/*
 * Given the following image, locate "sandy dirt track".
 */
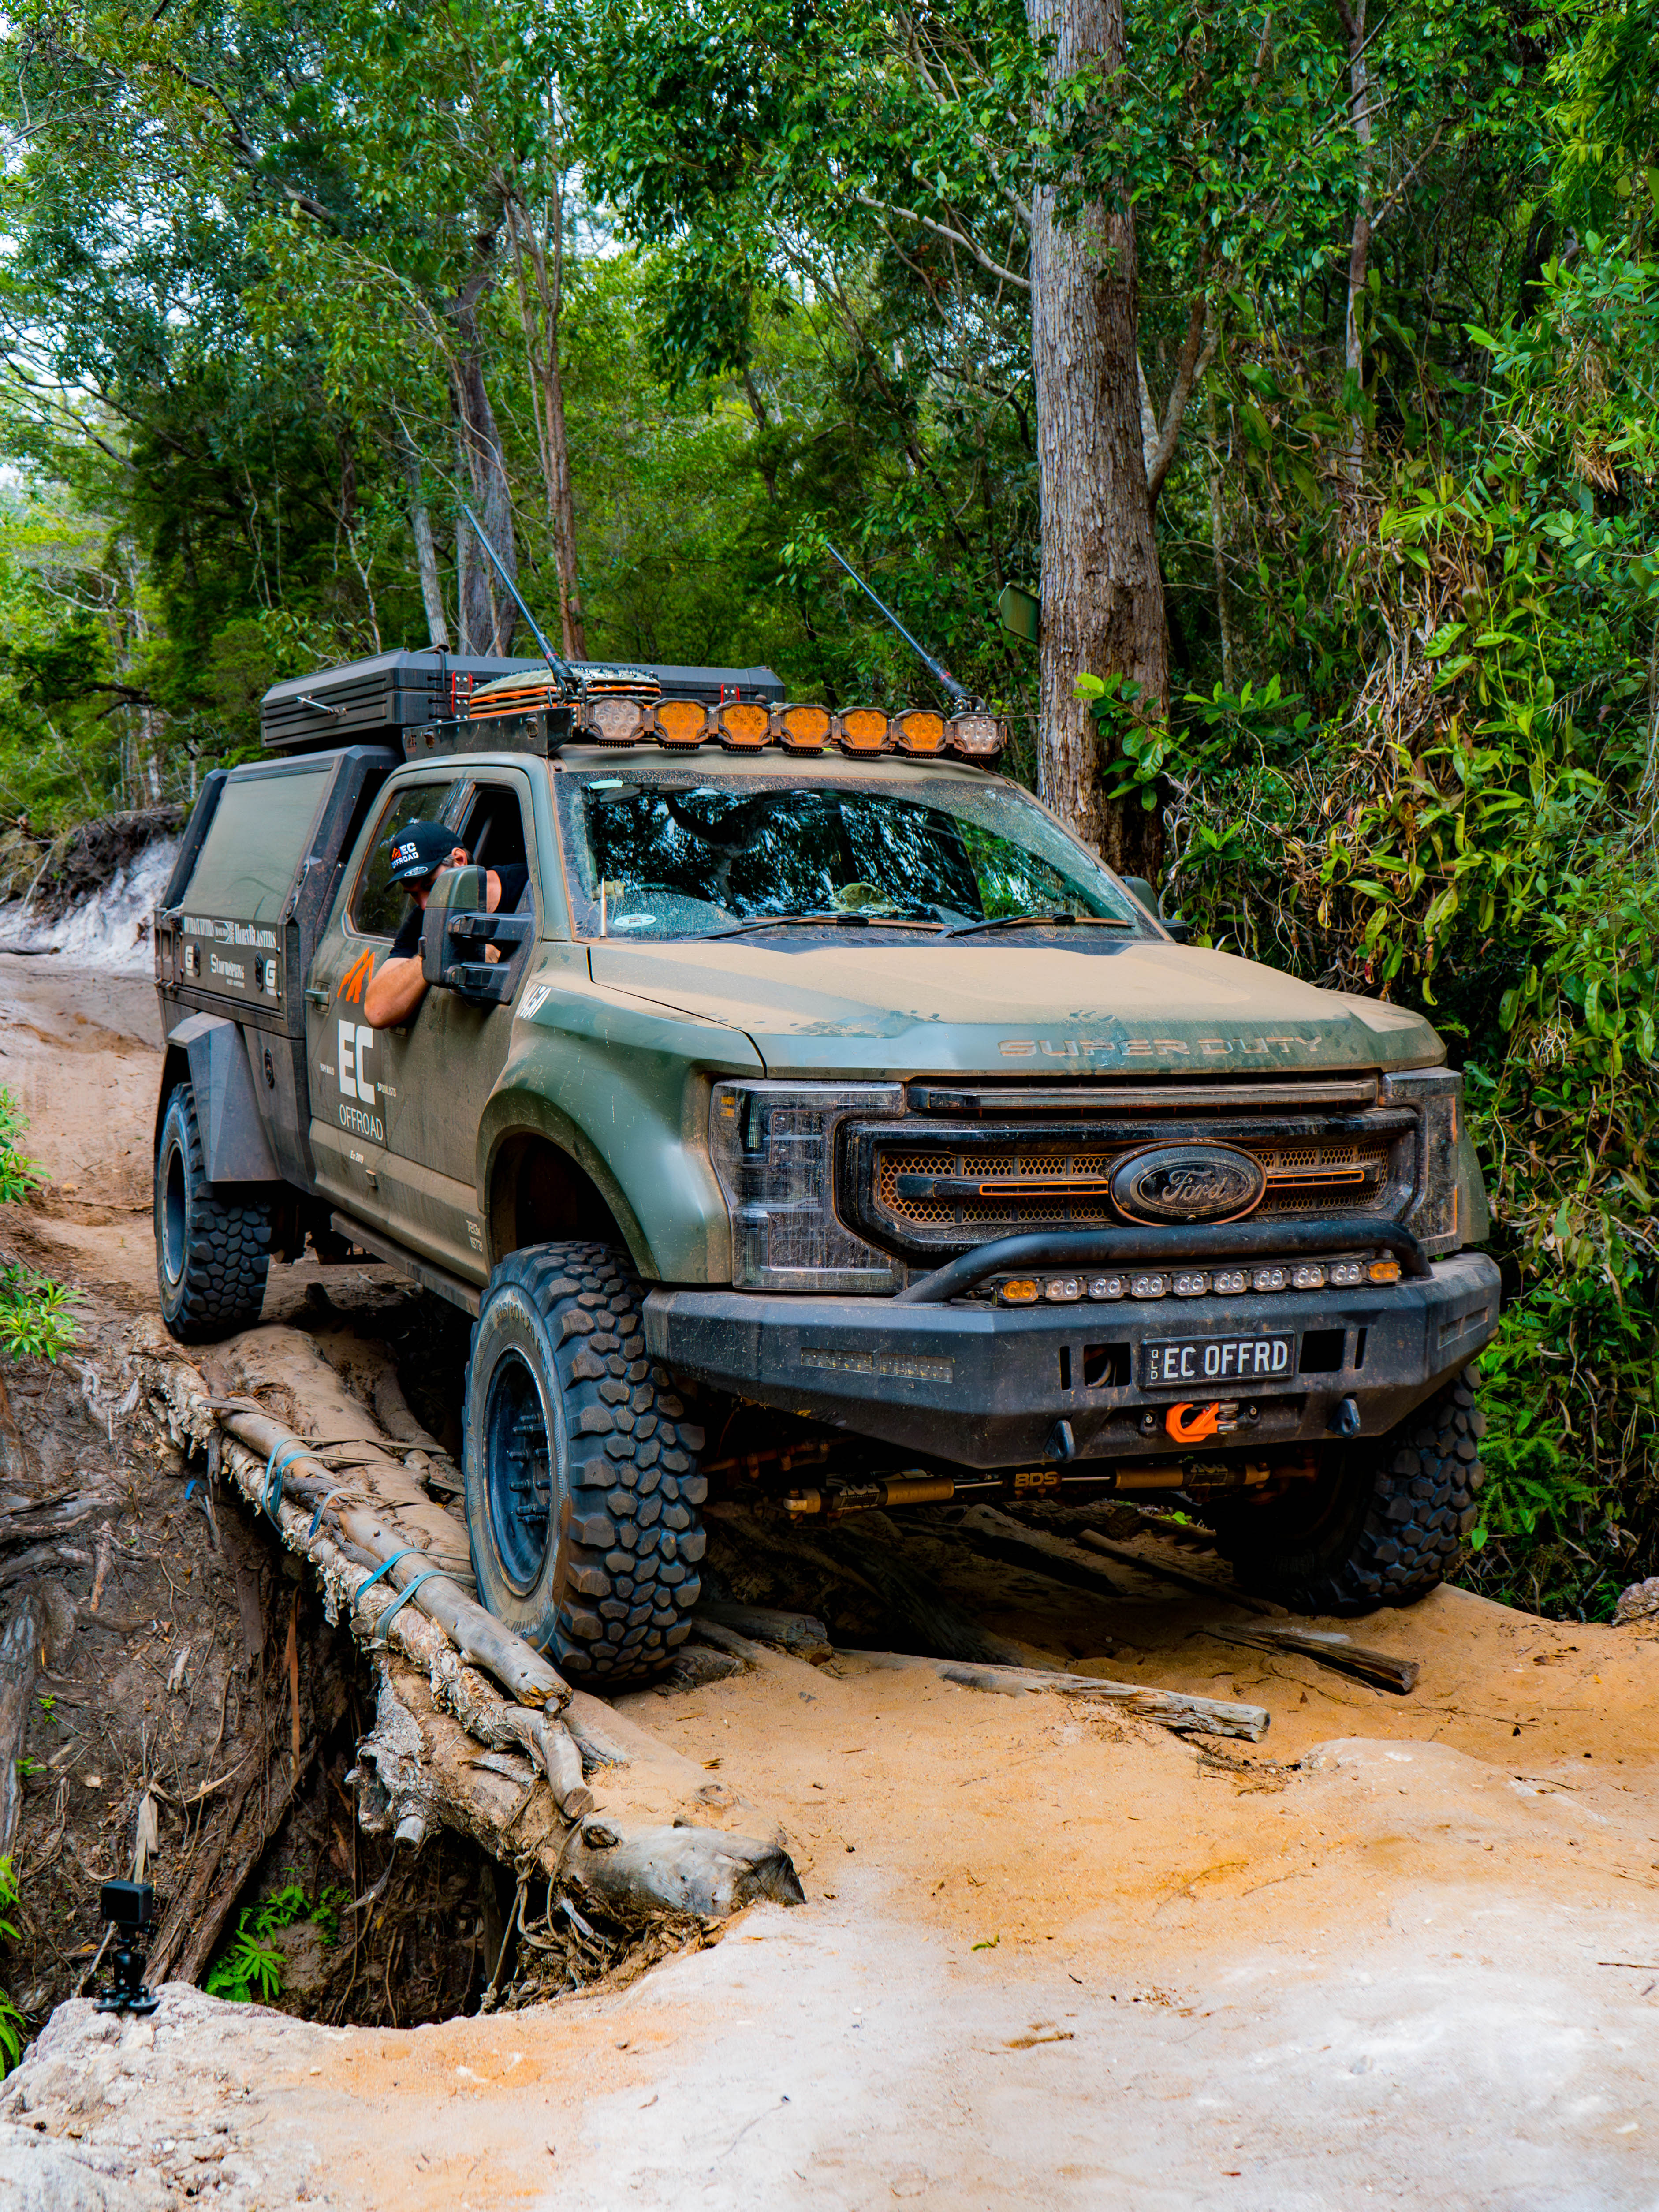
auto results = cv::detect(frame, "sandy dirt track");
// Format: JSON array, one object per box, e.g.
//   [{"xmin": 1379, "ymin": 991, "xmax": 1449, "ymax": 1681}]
[{"xmin": 3, "ymin": 955, "xmax": 1659, "ymax": 2211}]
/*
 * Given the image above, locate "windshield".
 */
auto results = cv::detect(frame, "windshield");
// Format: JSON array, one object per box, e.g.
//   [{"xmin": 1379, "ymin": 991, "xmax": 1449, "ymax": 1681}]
[{"xmin": 554, "ymin": 770, "xmax": 1147, "ymax": 942}]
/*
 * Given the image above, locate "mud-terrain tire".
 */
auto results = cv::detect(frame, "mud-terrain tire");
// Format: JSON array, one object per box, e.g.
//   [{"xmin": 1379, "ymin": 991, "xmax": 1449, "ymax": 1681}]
[
  {"xmin": 1205, "ymin": 1366, "xmax": 1486, "ymax": 1616},
  {"xmin": 153, "ymin": 1083, "xmax": 272, "ymax": 1342},
  {"xmin": 462, "ymin": 1240, "xmax": 706, "ymax": 1681}
]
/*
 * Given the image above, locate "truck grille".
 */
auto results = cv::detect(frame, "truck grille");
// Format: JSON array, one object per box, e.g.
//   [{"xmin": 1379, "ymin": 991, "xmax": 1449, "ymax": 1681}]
[{"xmin": 847, "ymin": 1104, "xmax": 1416, "ymax": 1258}]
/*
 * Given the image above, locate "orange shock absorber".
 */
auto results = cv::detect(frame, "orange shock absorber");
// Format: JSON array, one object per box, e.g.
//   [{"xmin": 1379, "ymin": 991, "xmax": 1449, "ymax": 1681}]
[{"xmin": 1165, "ymin": 1401, "xmax": 1223, "ymax": 1444}]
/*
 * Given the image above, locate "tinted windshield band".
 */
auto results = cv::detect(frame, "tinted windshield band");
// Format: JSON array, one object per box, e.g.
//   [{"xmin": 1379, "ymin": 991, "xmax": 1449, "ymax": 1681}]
[{"xmin": 553, "ymin": 771, "xmax": 1145, "ymax": 943}]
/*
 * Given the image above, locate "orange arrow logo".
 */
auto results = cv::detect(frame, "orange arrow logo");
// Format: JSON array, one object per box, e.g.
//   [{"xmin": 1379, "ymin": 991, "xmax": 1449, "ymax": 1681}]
[{"xmin": 338, "ymin": 949, "xmax": 375, "ymax": 1005}]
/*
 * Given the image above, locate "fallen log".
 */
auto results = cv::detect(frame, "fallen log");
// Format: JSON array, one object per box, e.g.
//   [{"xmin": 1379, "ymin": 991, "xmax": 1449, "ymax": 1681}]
[
  {"xmin": 134, "ymin": 1321, "xmax": 800, "ymax": 1929},
  {"xmin": 214, "ymin": 1326, "xmax": 474, "ymax": 1576},
  {"xmin": 1204, "ymin": 1621, "xmax": 1420, "ymax": 1694},
  {"xmin": 698, "ymin": 1602, "xmax": 832, "ymax": 1660},
  {"xmin": 307, "ymin": 1324, "xmax": 465, "ymax": 1496},
  {"xmin": 943, "ymin": 1504, "xmax": 1127, "ymax": 1607},
  {"xmin": 560, "ymin": 1820, "xmax": 805, "ymax": 1918},
  {"xmin": 844, "ymin": 1649, "xmax": 1270, "ymax": 1741},
  {"xmin": 707, "ymin": 1503, "xmax": 1033, "ymax": 1666},
  {"xmin": 1074, "ymin": 1528, "xmax": 1284, "ymax": 1615}
]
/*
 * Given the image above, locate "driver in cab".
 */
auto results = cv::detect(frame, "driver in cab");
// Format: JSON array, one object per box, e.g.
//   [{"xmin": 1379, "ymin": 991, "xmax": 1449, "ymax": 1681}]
[{"xmin": 362, "ymin": 819, "xmax": 528, "ymax": 1028}]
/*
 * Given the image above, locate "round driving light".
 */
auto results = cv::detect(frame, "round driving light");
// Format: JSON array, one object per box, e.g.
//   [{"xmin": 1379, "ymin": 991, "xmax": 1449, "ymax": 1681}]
[
  {"xmin": 1212, "ymin": 1268, "xmax": 1249, "ymax": 1295},
  {"xmin": 947, "ymin": 711, "xmax": 1005, "ymax": 758},
  {"xmin": 1044, "ymin": 1276, "xmax": 1083, "ymax": 1302},
  {"xmin": 999, "ymin": 1278, "xmax": 1040, "ymax": 1305},
  {"xmin": 714, "ymin": 699, "xmax": 771, "ymax": 750},
  {"xmin": 1368, "ymin": 1257, "xmax": 1402, "ymax": 1283},
  {"xmin": 1327, "ymin": 1259, "xmax": 1365, "ymax": 1287},
  {"xmin": 836, "ymin": 706, "xmax": 890, "ymax": 754},
  {"xmin": 1172, "ymin": 1270, "xmax": 1210, "ymax": 1298},
  {"xmin": 585, "ymin": 694, "xmax": 649, "ymax": 746},
  {"xmin": 1252, "ymin": 1265, "xmax": 1288, "ymax": 1293},
  {"xmin": 1130, "ymin": 1271, "xmax": 1168, "ymax": 1299},
  {"xmin": 1291, "ymin": 1262, "xmax": 1327, "ymax": 1290},
  {"xmin": 774, "ymin": 702, "xmax": 830, "ymax": 753},
  {"xmin": 892, "ymin": 707, "xmax": 947, "ymax": 754},
  {"xmin": 652, "ymin": 697, "xmax": 709, "ymax": 750},
  {"xmin": 1088, "ymin": 1274, "xmax": 1127, "ymax": 1301}
]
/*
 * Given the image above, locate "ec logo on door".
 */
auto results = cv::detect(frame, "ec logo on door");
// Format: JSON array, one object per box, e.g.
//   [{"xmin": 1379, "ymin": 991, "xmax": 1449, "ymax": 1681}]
[{"xmin": 336, "ymin": 1021, "xmax": 384, "ymax": 1141}]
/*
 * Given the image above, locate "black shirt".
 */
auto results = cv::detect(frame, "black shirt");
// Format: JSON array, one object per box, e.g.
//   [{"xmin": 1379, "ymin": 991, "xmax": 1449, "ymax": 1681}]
[{"xmin": 389, "ymin": 863, "xmax": 529, "ymax": 962}]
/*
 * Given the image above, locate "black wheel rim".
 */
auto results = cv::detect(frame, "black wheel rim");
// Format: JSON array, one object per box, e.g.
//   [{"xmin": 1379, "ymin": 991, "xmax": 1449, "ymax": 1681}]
[
  {"xmin": 484, "ymin": 1348, "xmax": 554, "ymax": 1595},
  {"xmin": 160, "ymin": 1136, "xmax": 187, "ymax": 1287}
]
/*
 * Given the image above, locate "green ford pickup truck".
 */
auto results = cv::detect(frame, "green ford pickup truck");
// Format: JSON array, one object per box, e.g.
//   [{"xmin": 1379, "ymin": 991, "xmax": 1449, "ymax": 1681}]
[{"xmin": 151, "ymin": 648, "xmax": 1498, "ymax": 1680}]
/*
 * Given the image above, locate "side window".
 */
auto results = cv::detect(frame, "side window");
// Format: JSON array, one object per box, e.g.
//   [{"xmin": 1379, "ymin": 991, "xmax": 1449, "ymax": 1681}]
[
  {"xmin": 456, "ymin": 780, "xmax": 536, "ymax": 920},
  {"xmin": 350, "ymin": 779, "xmax": 463, "ymax": 939}
]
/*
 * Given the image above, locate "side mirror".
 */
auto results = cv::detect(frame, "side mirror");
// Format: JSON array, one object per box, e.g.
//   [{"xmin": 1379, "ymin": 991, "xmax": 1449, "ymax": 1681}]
[
  {"xmin": 420, "ymin": 867, "xmax": 488, "ymax": 988},
  {"xmin": 1120, "ymin": 873, "xmax": 1192, "ymax": 943},
  {"xmin": 420, "ymin": 865, "xmax": 535, "ymax": 1006}
]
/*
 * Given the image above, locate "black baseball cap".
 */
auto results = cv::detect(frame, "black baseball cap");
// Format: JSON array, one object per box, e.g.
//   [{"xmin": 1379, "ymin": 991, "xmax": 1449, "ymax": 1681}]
[{"xmin": 384, "ymin": 820, "xmax": 457, "ymax": 887}]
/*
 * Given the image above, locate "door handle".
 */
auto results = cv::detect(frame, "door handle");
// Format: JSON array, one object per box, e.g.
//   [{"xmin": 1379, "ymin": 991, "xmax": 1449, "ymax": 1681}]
[{"xmin": 304, "ymin": 986, "xmax": 329, "ymax": 1007}]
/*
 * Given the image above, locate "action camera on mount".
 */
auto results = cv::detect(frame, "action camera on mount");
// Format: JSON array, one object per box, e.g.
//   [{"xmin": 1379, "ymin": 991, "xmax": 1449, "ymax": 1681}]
[{"xmin": 95, "ymin": 1880, "xmax": 159, "ymax": 2016}]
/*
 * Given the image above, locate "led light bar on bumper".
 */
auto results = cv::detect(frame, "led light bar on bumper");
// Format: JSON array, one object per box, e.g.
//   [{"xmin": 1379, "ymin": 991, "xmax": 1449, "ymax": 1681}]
[
  {"xmin": 994, "ymin": 1255, "xmax": 1402, "ymax": 1306},
  {"xmin": 710, "ymin": 1080, "xmax": 905, "ymax": 1292}
]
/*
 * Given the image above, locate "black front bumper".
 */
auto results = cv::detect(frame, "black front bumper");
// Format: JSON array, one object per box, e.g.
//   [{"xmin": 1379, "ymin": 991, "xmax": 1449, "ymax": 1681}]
[{"xmin": 643, "ymin": 1252, "xmax": 1502, "ymax": 1470}]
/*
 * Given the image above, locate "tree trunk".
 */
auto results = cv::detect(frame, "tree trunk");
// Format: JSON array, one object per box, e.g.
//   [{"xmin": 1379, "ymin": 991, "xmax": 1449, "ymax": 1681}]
[
  {"xmin": 1025, "ymin": 0, "xmax": 1168, "ymax": 879},
  {"xmin": 1337, "ymin": 0, "xmax": 1373, "ymax": 502},
  {"xmin": 400, "ymin": 435, "xmax": 451, "ymax": 651},
  {"xmin": 0, "ymin": 1593, "xmax": 44, "ymax": 1858},
  {"xmin": 453, "ymin": 340, "xmax": 518, "ymax": 658},
  {"xmin": 448, "ymin": 237, "xmax": 519, "ymax": 660},
  {"xmin": 1207, "ymin": 383, "xmax": 1237, "ymax": 691},
  {"xmin": 507, "ymin": 179, "xmax": 588, "ymax": 661}
]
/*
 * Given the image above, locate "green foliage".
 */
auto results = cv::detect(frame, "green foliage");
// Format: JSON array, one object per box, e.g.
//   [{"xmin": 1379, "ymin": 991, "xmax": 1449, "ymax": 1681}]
[
  {"xmin": 1162, "ymin": 228, "xmax": 1659, "ymax": 1614},
  {"xmin": 0, "ymin": 1858, "xmax": 24, "ymax": 2074},
  {"xmin": 0, "ymin": 1092, "xmax": 81, "ymax": 1362},
  {"xmin": 205, "ymin": 1879, "xmax": 348, "ymax": 2006}
]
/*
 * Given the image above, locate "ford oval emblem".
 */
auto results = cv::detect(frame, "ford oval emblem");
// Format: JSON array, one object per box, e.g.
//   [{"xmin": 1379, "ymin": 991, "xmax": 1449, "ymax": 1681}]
[{"xmin": 1111, "ymin": 1143, "xmax": 1266, "ymax": 1225}]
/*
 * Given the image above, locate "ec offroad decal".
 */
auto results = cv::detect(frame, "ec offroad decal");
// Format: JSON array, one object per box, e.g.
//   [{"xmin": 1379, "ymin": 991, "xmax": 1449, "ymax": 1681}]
[{"xmin": 337, "ymin": 1019, "xmax": 383, "ymax": 1141}]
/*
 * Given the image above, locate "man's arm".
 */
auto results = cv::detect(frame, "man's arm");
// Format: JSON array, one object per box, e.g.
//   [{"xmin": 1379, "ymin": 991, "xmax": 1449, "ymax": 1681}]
[{"xmin": 362, "ymin": 954, "xmax": 428, "ymax": 1029}]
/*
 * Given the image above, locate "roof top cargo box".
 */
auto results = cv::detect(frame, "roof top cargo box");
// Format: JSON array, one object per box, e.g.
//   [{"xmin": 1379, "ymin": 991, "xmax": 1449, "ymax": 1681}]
[
  {"xmin": 262, "ymin": 652, "xmax": 519, "ymax": 755},
  {"xmin": 261, "ymin": 653, "xmax": 785, "ymax": 755}
]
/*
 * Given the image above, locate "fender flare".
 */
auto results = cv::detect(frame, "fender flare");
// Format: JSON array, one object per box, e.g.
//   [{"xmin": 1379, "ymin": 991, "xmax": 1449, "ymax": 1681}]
[
  {"xmin": 477, "ymin": 1089, "xmax": 657, "ymax": 1279},
  {"xmin": 162, "ymin": 1013, "xmax": 281, "ymax": 1186}
]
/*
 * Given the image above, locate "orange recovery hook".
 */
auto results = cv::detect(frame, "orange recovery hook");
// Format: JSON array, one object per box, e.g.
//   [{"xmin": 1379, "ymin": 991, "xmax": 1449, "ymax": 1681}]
[{"xmin": 1165, "ymin": 1401, "xmax": 1223, "ymax": 1444}]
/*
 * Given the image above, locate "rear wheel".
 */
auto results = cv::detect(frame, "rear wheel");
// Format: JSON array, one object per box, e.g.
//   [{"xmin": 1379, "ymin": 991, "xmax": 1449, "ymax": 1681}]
[
  {"xmin": 153, "ymin": 1083, "xmax": 272, "ymax": 1342},
  {"xmin": 462, "ymin": 1240, "xmax": 706, "ymax": 1680},
  {"xmin": 1204, "ymin": 1366, "xmax": 1486, "ymax": 1616}
]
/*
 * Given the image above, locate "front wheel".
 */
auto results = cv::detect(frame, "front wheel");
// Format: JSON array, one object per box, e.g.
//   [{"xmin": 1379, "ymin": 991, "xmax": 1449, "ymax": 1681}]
[
  {"xmin": 154, "ymin": 1084, "xmax": 272, "ymax": 1342},
  {"xmin": 1204, "ymin": 1366, "xmax": 1486, "ymax": 1616},
  {"xmin": 462, "ymin": 1241, "xmax": 707, "ymax": 1681}
]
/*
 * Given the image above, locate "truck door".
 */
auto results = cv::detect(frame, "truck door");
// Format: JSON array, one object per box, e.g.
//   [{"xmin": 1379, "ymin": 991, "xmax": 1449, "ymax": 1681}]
[
  {"xmin": 304, "ymin": 772, "xmax": 466, "ymax": 1232},
  {"xmin": 376, "ymin": 768, "xmax": 543, "ymax": 1282}
]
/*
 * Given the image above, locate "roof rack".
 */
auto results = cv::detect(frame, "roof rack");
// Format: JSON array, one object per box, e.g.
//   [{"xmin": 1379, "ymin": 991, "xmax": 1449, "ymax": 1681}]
[{"xmin": 262, "ymin": 651, "xmax": 1007, "ymax": 764}]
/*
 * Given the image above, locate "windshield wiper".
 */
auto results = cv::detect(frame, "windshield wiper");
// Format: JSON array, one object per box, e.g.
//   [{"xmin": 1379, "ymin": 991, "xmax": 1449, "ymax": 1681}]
[
  {"xmin": 701, "ymin": 910, "xmax": 945, "ymax": 941},
  {"xmin": 944, "ymin": 911, "xmax": 1133, "ymax": 939}
]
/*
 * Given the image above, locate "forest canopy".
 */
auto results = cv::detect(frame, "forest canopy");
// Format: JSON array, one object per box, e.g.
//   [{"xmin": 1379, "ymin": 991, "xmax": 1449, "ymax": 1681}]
[{"xmin": 0, "ymin": 0, "xmax": 1655, "ymax": 1615}]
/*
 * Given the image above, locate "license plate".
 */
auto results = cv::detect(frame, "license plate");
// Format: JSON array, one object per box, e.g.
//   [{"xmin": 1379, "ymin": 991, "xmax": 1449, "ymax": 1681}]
[{"xmin": 1141, "ymin": 1334, "xmax": 1297, "ymax": 1390}]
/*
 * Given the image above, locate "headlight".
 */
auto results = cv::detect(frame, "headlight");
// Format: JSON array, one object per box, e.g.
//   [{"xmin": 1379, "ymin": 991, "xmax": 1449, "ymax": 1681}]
[
  {"xmin": 1381, "ymin": 1068, "xmax": 1480, "ymax": 1254},
  {"xmin": 709, "ymin": 1082, "xmax": 904, "ymax": 1291}
]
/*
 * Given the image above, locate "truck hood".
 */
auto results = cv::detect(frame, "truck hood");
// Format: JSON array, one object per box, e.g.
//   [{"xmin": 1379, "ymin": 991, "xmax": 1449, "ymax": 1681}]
[{"xmin": 587, "ymin": 939, "xmax": 1443, "ymax": 1078}]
